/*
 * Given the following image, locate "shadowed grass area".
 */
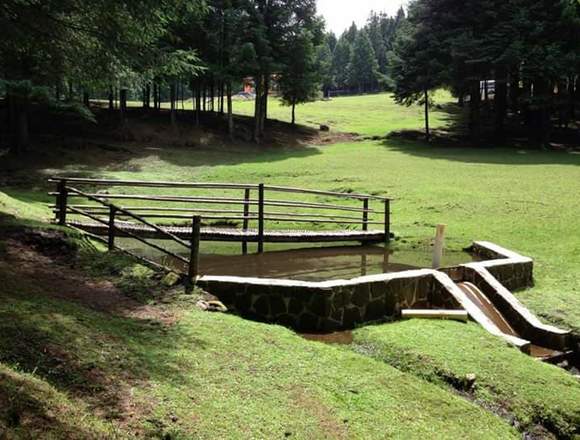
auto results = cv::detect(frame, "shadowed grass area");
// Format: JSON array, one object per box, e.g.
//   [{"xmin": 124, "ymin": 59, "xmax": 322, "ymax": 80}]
[
  {"xmin": 0, "ymin": 273, "xmax": 517, "ymax": 439},
  {"xmin": 353, "ymin": 320, "xmax": 580, "ymax": 439},
  {"xmin": 0, "ymin": 364, "xmax": 122, "ymax": 439}
]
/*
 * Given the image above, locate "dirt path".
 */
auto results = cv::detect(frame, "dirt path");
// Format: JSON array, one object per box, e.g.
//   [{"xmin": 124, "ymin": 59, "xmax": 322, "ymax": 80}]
[{"xmin": 0, "ymin": 230, "xmax": 176, "ymax": 325}]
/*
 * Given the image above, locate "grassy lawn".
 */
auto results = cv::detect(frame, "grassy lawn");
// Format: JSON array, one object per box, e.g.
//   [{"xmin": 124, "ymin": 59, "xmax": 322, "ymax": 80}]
[
  {"xmin": 0, "ymin": 264, "xmax": 517, "ymax": 439},
  {"xmin": 354, "ymin": 320, "xmax": 580, "ymax": 438},
  {"xmin": 1, "ymin": 93, "xmax": 579, "ymax": 438},
  {"xmin": 231, "ymin": 92, "xmax": 454, "ymax": 136},
  {"xmin": 5, "ymin": 125, "xmax": 579, "ymax": 330}
]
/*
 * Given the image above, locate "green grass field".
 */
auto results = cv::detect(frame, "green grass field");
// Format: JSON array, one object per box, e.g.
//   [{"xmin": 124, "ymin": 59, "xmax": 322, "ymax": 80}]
[
  {"xmin": 232, "ymin": 91, "xmax": 455, "ymax": 136},
  {"xmin": 1, "ymin": 93, "xmax": 580, "ymax": 438}
]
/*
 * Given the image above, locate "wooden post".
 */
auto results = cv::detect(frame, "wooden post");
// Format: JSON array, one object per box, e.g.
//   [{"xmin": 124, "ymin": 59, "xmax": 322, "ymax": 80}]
[
  {"xmin": 258, "ymin": 183, "xmax": 265, "ymax": 253},
  {"xmin": 188, "ymin": 216, "xmax": 201, "ymax": 288},
  {"xmin": 108, "ymin": 206, "xmax": 117, "ymax": 251},
  {"xmin": 362, "ymin": 198, "xmax": 369, "ymax": 231},
  {"xmin": 384, "ymin": 199, "xmax": 391, "ymax": 243},
  {"xmin": 432, "ymin": 224, "xmax": 447, "ymax": 269},
  {"xmin": 242, "ymin": 188, "xmax": 251, "ymax": 255},
  {"xmin": 57, "ymin": 180, "xmax": 68, "ymax": 225}
]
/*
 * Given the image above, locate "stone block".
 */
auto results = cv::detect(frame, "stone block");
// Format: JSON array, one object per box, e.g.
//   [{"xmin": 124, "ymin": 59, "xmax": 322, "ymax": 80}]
[
  {"xmin": 269, "ymin": 295, "xmax": 287, "ymax": 317},
  {"xmin": 288, "ymin": 297, "xmax": 305, "ymax": 315},
  {"xmin": 352, "ymin": 285, "xmax": 370, "ymax": 307},
  {"xmin": 253, "ymin": 295, "xmax": 270, "ymax": 316},
  {"xmin": 343, "ymin": 306, "xmax": 362, "ymax": 328},
  {"xmin": 365, "ymin": 299, "xmax": 386, "ymax": 321},
  {"xmin": 309, "ymin": 294, "xmax": 330, "ymax": 317},
  {"xmin": 299, "ymin": 313, "xmax": 319, "ymax": 331}
]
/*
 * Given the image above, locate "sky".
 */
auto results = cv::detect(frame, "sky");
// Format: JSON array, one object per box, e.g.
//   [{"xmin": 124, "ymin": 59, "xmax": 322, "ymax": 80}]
[{"xmin": 316, "ymin": 0, "xmax": 407, "ymax": 36}]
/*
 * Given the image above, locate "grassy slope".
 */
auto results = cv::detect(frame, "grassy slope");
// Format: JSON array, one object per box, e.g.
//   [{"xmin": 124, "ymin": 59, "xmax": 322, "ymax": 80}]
[
  {"xmin": 0, "ymin": 273, "xmax": 517, "ymax": 439},
  {"xmin": 354, "ymin": 320, "xmax": 580, "ymax": 438},
  {"xmin": 15, "ymin": 115, "xmax": 576, "ymax": 329},
  {"xmin": 2, "ymin": 93, "xmax": 580, "ymax": 438},
  {"xmin": 232, "ymin": 92, "xmax": 454, "ymax": 136},
  {"xmin": 0, "ymin": 364, "xmax": 121, "ymax": 439}
]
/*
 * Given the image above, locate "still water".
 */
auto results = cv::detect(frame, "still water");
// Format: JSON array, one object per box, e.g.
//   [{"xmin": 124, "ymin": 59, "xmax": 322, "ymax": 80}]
[{"xmin": 117, "ymin": 239, "xmax": 472, "ymax": 281}]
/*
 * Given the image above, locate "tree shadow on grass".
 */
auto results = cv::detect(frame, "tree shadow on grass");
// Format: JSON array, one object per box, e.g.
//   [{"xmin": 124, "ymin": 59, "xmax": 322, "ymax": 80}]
[
  {"xmin": 382, "ymin": 138, "xmax": 580, "ymax": 166},
  {"xmin": 0, "ymin": 286, "xmax": 209, "ymax": 430}
]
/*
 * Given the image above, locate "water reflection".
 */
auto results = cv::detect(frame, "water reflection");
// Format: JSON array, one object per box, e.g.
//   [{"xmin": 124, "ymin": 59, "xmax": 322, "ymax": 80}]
[{"xmin": 156, "ymin": 245, "xmax": 471, "ymax": 282}]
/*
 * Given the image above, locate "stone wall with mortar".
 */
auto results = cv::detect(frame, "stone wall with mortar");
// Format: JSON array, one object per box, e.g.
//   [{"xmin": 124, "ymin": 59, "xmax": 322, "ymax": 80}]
[
  {"xmin": 460, "ymin": 242, "xmax": 570, "ymax": 351},
  {"xmin": 199, "ymin": 270, "xmax": 460, "ymax": 332},
  {"xmin": 468, "ymin": 241, "xmax": 534, "ymax": 290}
]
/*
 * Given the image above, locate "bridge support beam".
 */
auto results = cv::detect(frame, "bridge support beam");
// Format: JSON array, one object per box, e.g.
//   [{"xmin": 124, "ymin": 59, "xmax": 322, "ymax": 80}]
[{"xmin": 187, "ymin": 216, "xmax": 201, "ymax": 290}]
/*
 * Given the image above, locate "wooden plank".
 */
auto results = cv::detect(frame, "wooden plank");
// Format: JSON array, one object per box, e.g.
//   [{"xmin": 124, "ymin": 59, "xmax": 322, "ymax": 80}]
[{"xmin": 66, "ymin": 221, "xmax": 386, "ymax": 244}]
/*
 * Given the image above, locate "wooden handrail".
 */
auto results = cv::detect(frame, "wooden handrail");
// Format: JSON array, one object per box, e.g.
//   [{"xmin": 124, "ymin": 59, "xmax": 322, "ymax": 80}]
[
  {"xmin": 66, "ymin": 187, "xmax": 192, "ymax": 250},
  {"xmin": 49, "ymin": 177, "xmax": 259, "ymax": 191},
  {"xmin": 49, "ymin": 177, "xmax": 390, "ymax": 201},
  {"xmin": 51, "ymin": 177, "xmax": 392, "ymax": 258},
  {"xmin": 57, "ymin": 206, "xmax": 381, "ymax": 220},
  {"xmin": 67, "ymin": 206, "xmax": 190, "ymax": 265},
  {"xmin": 52, "ymin": 193, "xmax": 376, "ymax": 214},
  {"xmin": 263, "ymin": 185, "xmax": 389, "ymax": 201}
]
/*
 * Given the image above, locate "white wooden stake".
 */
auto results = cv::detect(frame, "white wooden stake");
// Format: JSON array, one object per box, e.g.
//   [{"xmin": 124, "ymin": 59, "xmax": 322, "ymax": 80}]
[{"xmin": 432, "ymin": 224, "xmax": 447, "ymax": 269}]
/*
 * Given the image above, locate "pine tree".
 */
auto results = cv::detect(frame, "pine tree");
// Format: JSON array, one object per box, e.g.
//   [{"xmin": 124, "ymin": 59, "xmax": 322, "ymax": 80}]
[
  {"xmin": 279, "ymin": 30, "xmax": 321, "ymax": 125},
  {"xmin": 348, "ymin": 32, "xmax": 379, "ymax": 93},
  {"xmin": 332, "ymin": 36, "xmax": 352, "ymax": 90}
]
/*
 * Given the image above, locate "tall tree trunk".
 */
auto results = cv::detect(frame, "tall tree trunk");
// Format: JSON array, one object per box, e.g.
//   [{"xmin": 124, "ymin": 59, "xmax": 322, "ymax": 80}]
[
  {"xmin": 494, "ymin": 67, "xmax": 507, "ymax": 139},
  {"xmin": 570, "ymin": 75, "xmax": 577, "ymax": 123},
  {"xmin": 83, "ymin": 90, "xmax": 90, "ymax": 107},
  {"xmin": 108, "ymin": 87, "xmax": 114, "ymax": 111},
  {"xmin": 16, "ymin": 98, "xmax": 29, "ymax": 154},
  {"xmin": 509, "ymin": 70, "xmax": 521, "ymax": 114},
  {"xmin": 143, "ymin": 84, "xmax": 151, "ymax": 109},
  {"xmin": 220, "ymin": 81, "xmax": 225, "ymax": 115},
  {"xmin": 291, "ymin": 100, "xmax": 296, "ymax": 126},
  {"xmin": 469, "ymin": 79, "xmax": 481, "ymax": 144},
  {"xmin": 254, "ymin": 77, "xmax": 263, "ymax": 143},
  {"xmin": 424, "ymin": 89, "xmax": 430, "ymax": 142},
  {"xmin": 195, "ymin": 80, "xmax": 202, "ymax": 127},
  {"xmin": 210, "ymin": 80, "xmax": 214, "ymax": 112},
  {"xmin": 170, "ymin": 82, "xmax": 177, "ymax": 128},
  {"xmin": 227, "ymin": 81, "xmax": 234, "ymax": 139},
  {"xmin": 119, "ymin": 89, "xmax": 128, "ymax": 124},
  {"xmin": 263, "ymin": 75, "xmax": 269, "ymax": 125},
  {"xmin": 7, "ymin": 91, "xmax": 29, "ymax": 154},
  {"xmin": 153, "ymin": 82, "xmax": 158, "ymax": 111},
  {"xmin": 533, "ymin": 78, "xmax": 551, "ymax": 147}
]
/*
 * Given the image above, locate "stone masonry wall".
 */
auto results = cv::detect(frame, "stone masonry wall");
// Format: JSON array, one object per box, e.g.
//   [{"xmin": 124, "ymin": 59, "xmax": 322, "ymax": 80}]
[{"xmin": 199, "ymin": 270, "xmax": 461, "ymax": 332}]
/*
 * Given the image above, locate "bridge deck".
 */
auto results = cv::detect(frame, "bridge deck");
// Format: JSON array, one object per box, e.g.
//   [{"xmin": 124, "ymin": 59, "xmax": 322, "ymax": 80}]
[{"xmin": 68, "ymin": 221, "xmax": 387, "ymax": 243}]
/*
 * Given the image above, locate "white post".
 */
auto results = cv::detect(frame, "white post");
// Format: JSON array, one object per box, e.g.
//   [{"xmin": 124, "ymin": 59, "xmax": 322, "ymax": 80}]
[{"xmin": 432, "ymin": 224, "xmax": 447, "ymax": 269}]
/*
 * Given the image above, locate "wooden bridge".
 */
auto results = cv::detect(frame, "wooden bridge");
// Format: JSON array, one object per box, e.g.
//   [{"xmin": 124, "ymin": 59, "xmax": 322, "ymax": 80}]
[{"xmin": 50, "ymin": 177, "xmax": 391, "ymax": 283}]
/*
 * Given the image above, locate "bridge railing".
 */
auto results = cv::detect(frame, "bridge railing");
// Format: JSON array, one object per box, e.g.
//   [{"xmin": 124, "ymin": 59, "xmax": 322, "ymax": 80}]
[
  {"xmin": 49, "ymin": 177, "xmax": 391, "ymax": 255},
  {"xmin": 53, "ymin": 183, "xmax": 202, "ymax": 286}
]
